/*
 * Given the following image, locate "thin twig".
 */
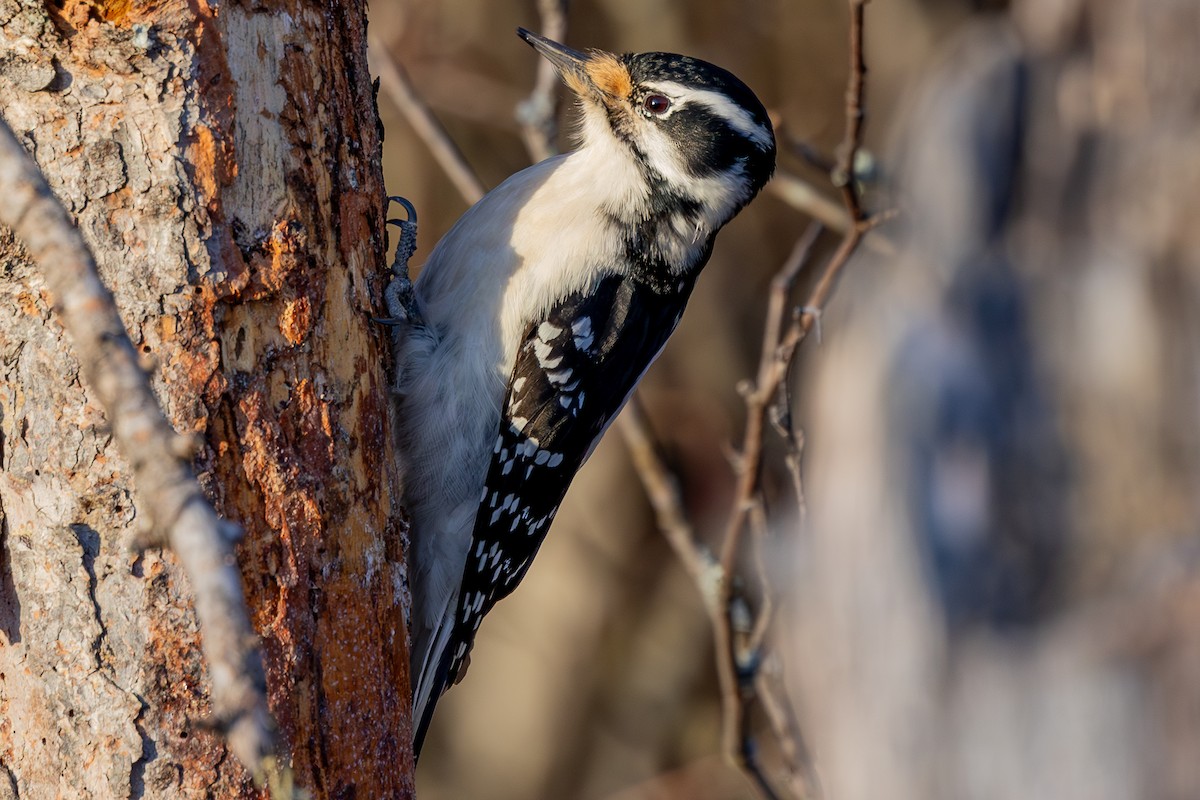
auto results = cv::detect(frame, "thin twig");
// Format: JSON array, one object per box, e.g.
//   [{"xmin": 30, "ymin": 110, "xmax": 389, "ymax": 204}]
[
  {"xmin": 616, "ymin": 400, "xmax": 714, "ymax": 600},
  {"xmin": 720, "ymin": 221, "xmax": 823, "ymax": 577},
  {"xmin": 783, "ymin": 133, "xmax": 837, "ymax": 175},
  {"xmin": 516, "ymin": 0, "xmax": 570, "ymax": 161},
  {"xmin": 748, "ymin": 499, "xmax": 820, "ymax": 799},
  {"xmin": 756, "ymin": 664, "xmax": 821, "ymax": 800},
  {"xmin": 747, "ymin": 500, "xmax": 776, "ymax": 659},
  {"xmin": 369, "ymin": 32, "xmax": 487, "ymax": 205},
  {"xmin": 712, "ymin": 2, "xmax": 875, "ymax": 796},
  {"xmin": 742, "ymin": 748, "xmax": 783, "ymax": 800},
  {"xmin": 703, "ymin": 222, "xmax": 823, "ymax": 799},
  {"xmin": 725, "ymin": 0, "xmax": 874, "ymax": 571},
  {"xmin": 834, "ymin": 0, "xmax": 869, "ymax": 225},
  {"xmin": 618, "ymin": 402, "xmax": 787, "ymax": 797},
  {"xmin": 766, "ymin": 173, "xmax": 850, "ymax": 233},
  {"xmin": 767, "ymin": 174, "xmax": 896, "ymax": 257},
  {"xmin": 778, "ymin": 423, "xmax": 807, "ymax": 524},
  {"xmin": 0, "ymin": 117, "xmax": 289, "ymax": 795}
]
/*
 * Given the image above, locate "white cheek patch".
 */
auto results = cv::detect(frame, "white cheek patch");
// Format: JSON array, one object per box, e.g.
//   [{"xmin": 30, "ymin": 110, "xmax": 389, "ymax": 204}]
[
  {"xmin": 637, "ymin": 123, "xmax": 694, "ymax": 188},
  {"xmin": 641, "ymin": 81, "xmax": 773, "ymax": 151},
  {"xmin": 637, "ymin": 124, "xmax": 750, "ymax": 226}
]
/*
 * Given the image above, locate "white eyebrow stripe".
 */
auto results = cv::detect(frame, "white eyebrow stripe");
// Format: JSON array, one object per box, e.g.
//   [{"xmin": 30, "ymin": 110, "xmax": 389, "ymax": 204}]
[{"xmin": 642, "ymin": 81, "xmax": 773, "ymax": 150}]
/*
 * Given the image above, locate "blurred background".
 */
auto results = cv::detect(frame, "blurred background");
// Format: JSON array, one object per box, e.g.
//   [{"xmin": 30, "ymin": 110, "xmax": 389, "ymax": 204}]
[{"xmin": 369, "ymin": 1, "xmax": 1200, "ymax": 798}]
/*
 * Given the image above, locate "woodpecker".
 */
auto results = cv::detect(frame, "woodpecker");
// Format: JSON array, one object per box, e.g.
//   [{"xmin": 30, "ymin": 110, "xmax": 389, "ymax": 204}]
[{"xmin": 388, "ymin": 28, "xmax": 775, "ymax": 756}]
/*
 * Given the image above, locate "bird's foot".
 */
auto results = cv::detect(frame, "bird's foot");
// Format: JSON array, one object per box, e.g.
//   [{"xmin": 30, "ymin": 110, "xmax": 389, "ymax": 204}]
[{"xmin": 377, "ymin": 195, "xmax": 423, "ymax": 327}]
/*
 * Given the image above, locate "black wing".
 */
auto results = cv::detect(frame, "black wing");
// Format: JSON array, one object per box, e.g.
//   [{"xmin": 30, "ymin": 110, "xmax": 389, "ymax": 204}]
[
  {"xmin": 412, "ymin": 273, "xmax": 694, "ymax": 754},
  {"xmin": 457, "ymin": 273, "xmax": 691, "ymax": 664}
]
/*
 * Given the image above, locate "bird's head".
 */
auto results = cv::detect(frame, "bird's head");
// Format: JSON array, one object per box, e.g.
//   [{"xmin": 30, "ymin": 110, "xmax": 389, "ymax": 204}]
[{"xmin": 518, "ymin": 28, "xmax": 776, "ymax": 228}]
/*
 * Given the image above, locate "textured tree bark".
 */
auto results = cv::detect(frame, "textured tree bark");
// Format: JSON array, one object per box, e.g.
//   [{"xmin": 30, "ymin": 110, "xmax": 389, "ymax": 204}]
[{"xmin": 0, "ymin": 0, "xmax": 412, "ymax": 797}]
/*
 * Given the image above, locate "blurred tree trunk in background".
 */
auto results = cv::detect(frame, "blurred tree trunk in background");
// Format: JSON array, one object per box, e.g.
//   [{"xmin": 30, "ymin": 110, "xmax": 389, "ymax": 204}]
[
  {"xmin": 797, "ymin": 0, "xmax": 1200, "ymax": 798},
  {"xmin": 0, "ymin": 0, "xmax": 412, "ymax": 797}
]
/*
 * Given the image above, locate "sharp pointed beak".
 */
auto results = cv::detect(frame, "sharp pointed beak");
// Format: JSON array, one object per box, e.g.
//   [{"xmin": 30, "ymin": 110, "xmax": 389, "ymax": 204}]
[
  {"xmin": 517, "ymin": 28, "xmax": 630, "ymax": 103},
  {"xmin": 518, "ymin": 27, "xmax": 591, "ymax": 79}
]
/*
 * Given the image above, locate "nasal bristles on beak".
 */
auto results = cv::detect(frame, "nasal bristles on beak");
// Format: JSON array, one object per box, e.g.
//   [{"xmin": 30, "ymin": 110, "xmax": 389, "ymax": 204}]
[{"xmin": 516, "ymin": 27, "xmax": 631, "ymax": 102}]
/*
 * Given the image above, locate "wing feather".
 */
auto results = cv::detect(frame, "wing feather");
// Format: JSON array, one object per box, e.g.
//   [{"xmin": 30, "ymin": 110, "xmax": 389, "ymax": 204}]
[{"xmin": 413, "ymin": 272, "xmax": 694, "ymax": 752}]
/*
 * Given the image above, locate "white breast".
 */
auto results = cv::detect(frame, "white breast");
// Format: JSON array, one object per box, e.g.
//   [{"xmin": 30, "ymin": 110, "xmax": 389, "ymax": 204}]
[{"xmin": 417, "ymin": 128, "xmax": 646, "ymax": 384}]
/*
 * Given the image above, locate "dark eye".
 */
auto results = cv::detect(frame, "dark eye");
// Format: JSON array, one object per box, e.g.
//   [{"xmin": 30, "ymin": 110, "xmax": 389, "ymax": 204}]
[{"xmin": 643, "ymin": 94, "xmax": 671, "ymax": 115}]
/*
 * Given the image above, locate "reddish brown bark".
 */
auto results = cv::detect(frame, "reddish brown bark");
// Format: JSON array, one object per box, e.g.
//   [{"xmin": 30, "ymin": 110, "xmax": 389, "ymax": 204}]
[{"xmin": 0, "ymin": 0, "xmax": 412, "ymax": 795}]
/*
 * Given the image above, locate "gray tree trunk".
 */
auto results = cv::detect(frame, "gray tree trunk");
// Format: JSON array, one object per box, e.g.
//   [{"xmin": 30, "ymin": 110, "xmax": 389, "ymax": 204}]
[{"xmin": 0, "ymin": 1, "xmax": 412, "ymax": 797}]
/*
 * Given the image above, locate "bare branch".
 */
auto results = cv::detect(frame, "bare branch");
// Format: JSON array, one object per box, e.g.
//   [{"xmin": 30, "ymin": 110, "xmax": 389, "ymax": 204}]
[
  {"xmin": 767, "ymin": 174, "xmax": 896, "ymax": 257},
  {"xmin": 0, "ymin": 116, "xmax": 288, "ymax": 794},
  {"xmin": 834, "ymin": 0, "xmax": 869, "ymax": 225},
  {"xmin": 616, "ymin": 4, "xmax": 880, "ymax": 794},
  {"xmin": 516, "ymin": 0, "xmax": 570, "ymax": 161},
  {"xmin": 694, "ymin": 223, "xmax": 821, "ymax": 800},
  {"xmin": 721, "ymin": 221, "xmax": 823, "ymax": 576},
  {"xmin": 780, "ymin": 132, "xmax": 837, "ymax": 175},
  {"xmin": 617, "ymin": 403, "xmax": 787, "ymax": 798},
  {"xmin": 747, "ymin": 501, "xmax": 775, "ymax": 659},
  {"xmin": 756, "ymin": 664, "xmax": 822, "ymax": 800},
  {"xmin": 369, "ymin": 32, "xmax": 487, "ymax": 205},
  {"xmin": 766, "ymin": 174, "xmax": 848, "ymax": 233},
  {"xmin": 616, "ymin": 400, "xmax": 715, "ymax": 599},
  {"xmin": 711, "ymin": 2, "xmax": 877, "ymax": 796}
]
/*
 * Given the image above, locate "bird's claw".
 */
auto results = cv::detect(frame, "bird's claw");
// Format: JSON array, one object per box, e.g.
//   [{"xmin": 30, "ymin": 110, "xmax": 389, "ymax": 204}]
[
  {"xmin": 388, "ymin": 195, "xmax": 418, "ymax": 225},
  {"xmin": 381, "ymin": 195, "xmax": 424, "ymax": 328}
]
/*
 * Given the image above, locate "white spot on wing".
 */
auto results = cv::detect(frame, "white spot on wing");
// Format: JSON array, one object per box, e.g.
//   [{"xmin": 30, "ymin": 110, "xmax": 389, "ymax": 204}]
[
  {"xmin": 571, "ymin": 317, "xmax": 594, "ymax": 351},
  {"xmin": 534, "ymin": 340, "xmax": 562, "ymax": 369}
]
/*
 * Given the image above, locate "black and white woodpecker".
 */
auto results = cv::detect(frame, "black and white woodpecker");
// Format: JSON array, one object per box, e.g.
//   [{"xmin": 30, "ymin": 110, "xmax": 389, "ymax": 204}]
[{"xmin": 388, "ymin": 28, "xmax": 776, "ymax": 756}]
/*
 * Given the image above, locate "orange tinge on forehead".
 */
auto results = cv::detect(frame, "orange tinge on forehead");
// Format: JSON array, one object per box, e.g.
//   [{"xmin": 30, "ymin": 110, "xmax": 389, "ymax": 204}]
[{"xmin": 584, "ymin": 53, "xmax": 633, "ymax": 99}]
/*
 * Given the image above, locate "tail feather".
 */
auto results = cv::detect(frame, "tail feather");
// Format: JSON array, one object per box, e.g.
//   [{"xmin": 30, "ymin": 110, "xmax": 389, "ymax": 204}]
[{"xmin": 410, "ymin": 596, "xmax": 459, "ymax": 760}]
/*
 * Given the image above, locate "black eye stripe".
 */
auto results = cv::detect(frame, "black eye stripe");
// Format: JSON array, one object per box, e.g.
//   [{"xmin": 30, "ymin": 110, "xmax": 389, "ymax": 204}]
[{"xmin": 623, "ymin": 51, "xmax": 774, "ymax": 135}]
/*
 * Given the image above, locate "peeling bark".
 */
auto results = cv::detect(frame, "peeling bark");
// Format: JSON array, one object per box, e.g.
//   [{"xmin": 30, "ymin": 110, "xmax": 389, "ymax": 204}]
[{"xmin": 0, "ymin": 0, "xmax": 411, "ymax": 796}]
